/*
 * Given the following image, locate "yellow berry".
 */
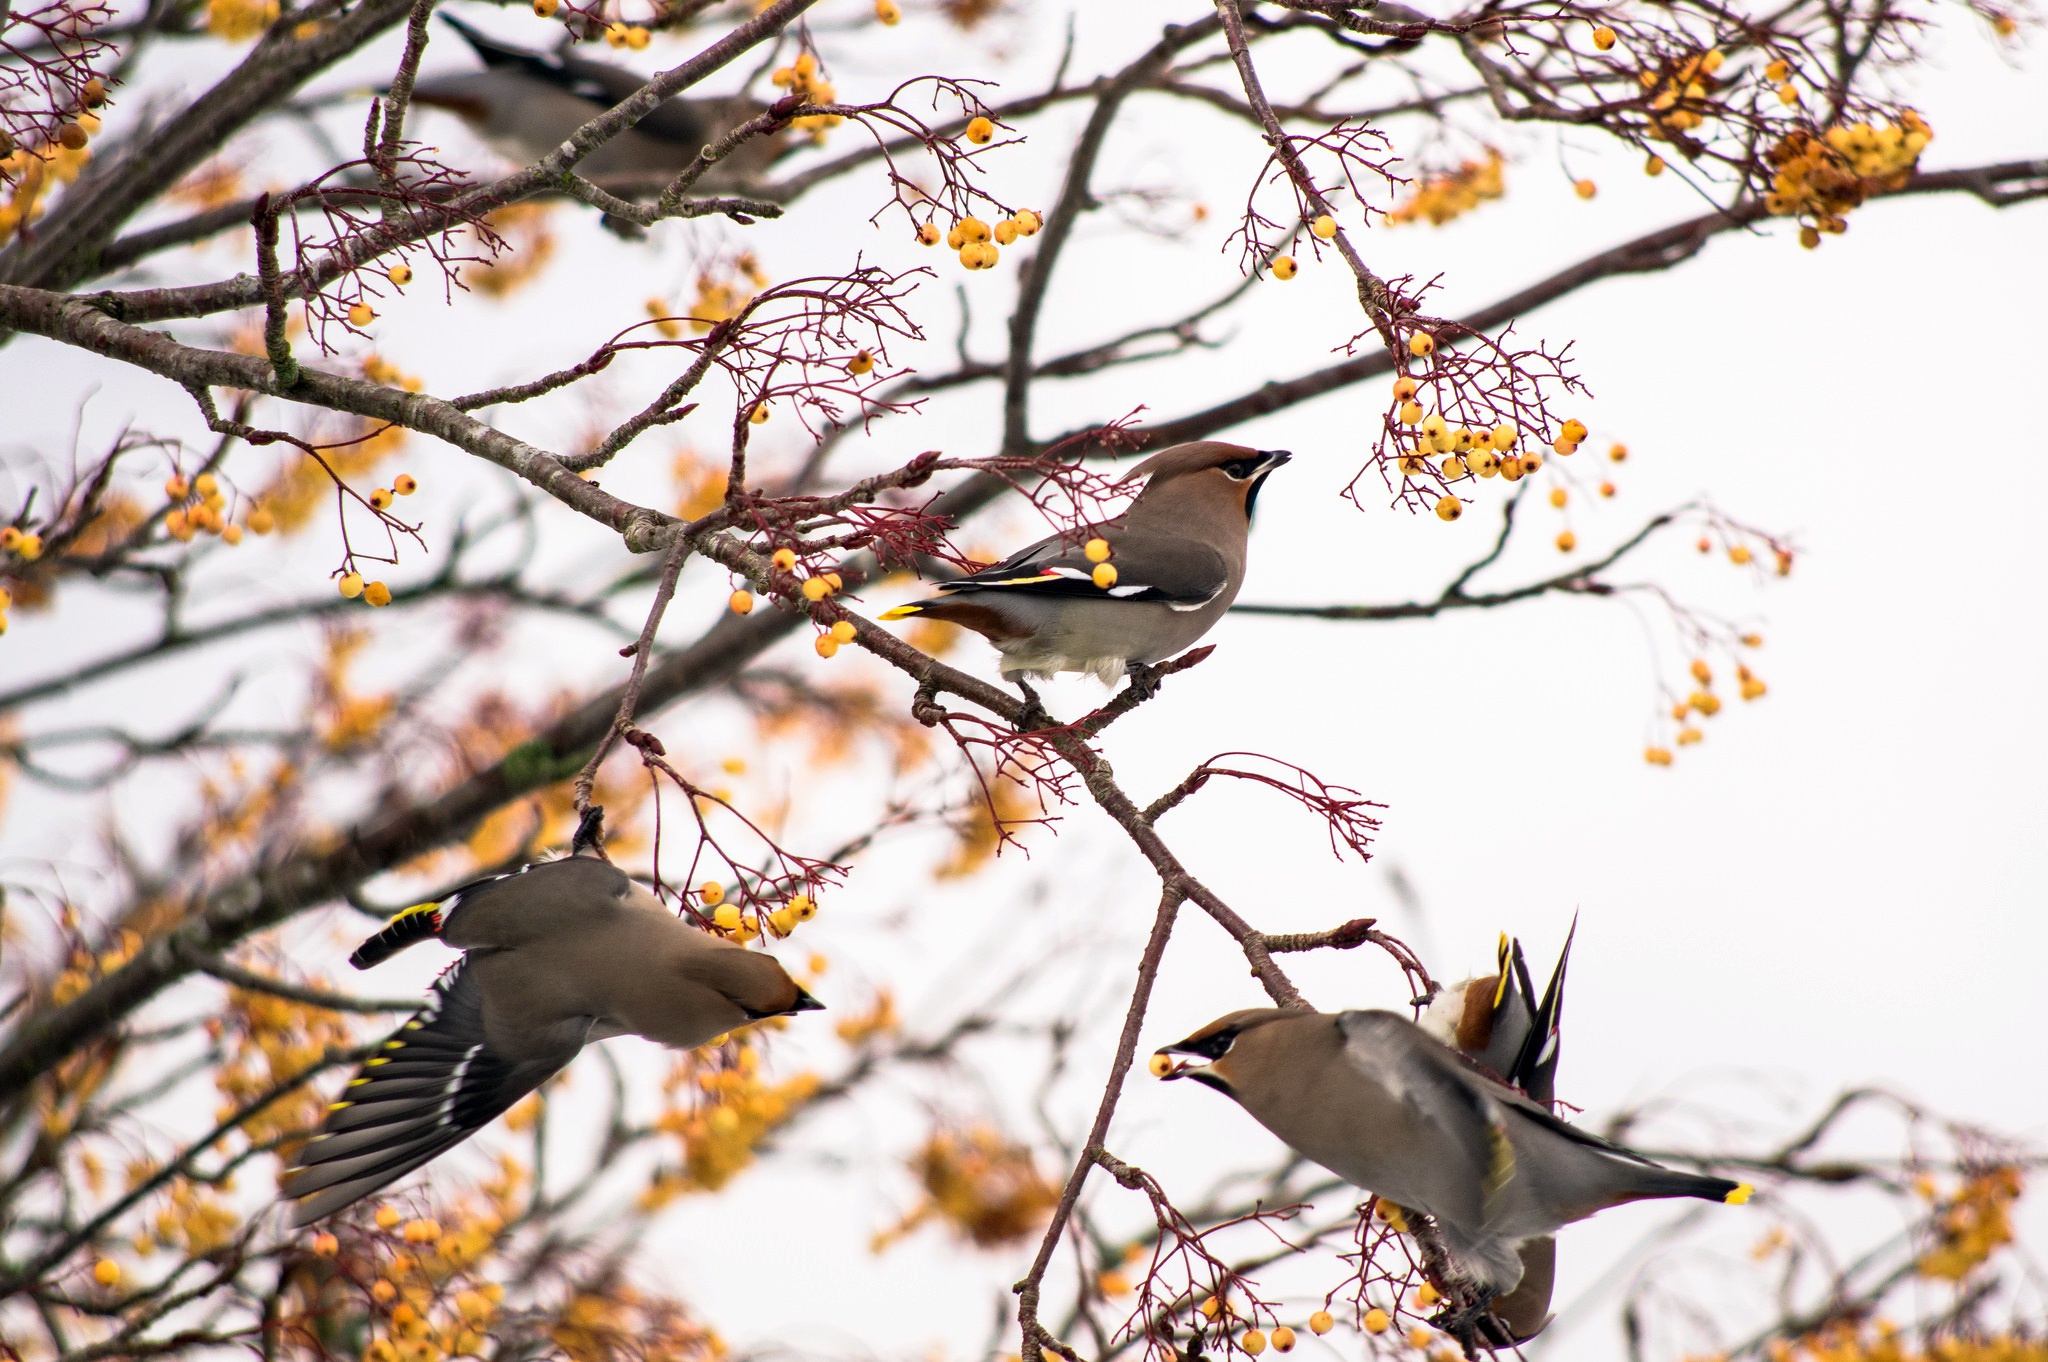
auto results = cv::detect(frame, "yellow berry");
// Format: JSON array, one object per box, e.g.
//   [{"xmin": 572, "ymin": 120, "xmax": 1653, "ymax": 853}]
[
  {"xmin": 1408, "ymin": 1328, "xmax": 1434, "ymax": 1349},
  {"xmin": 750, "ymin": 403, "xmax": 770, "ymax": 424},
  {"xmin": 1592, "ymin": 24, "xmax": 1616, "ymax": 49},
  {"xmin": 801, "ymin": 576, "xmax": 832, "ymax": 601},
  {"xmin": 1149, "ymin": 1052, "xmax": 1175, "ymax": 1078},
  {"xmin": 1313, "ymin": 1310, "xmax": 1339, "ymax": 1336},
  {"xmin": 244, "ymin": 505, "xmax": 274, "ymax": 535},
  {"xmin": 1434, "ymin": 496, "xmax": 1462, "ymax": 523},
  {"xmin": 916, "ymin": 222, "xmax": 940, "ymax": 246},
  {"xmin": 1608, "ymin": 442, "xmax": 1628, "ymax": 463},
  {"xmin": 1575, "ymin": 178, "xmax": 1597, "ymax": 199},
  {"xmin": 1415, "ymin": 1282, "xmax": 1441, "ymax": 1308},
  {"xmin": 374, "ymin": 1206, "xmax": 401, "ymax": 1230},
  {"xmin": 1440, "ymin": 455, "xmax": 1467, "ymax": 479},
  {"xmin": 1741, "ymin": 677, "xmax": 1768, "ymax": 700},
  {"xmin": 1271, "ymin": 255, "xmax": 1298, "ymax": 280},
  {"xmin": 1241, "ymin": 1330, "xmax": 1268, "ymax": 1356},
  {"xmin": 847, "ymin": 349, "xmax": 875, "ymax": 376},
  {"xmin": 699, "ymin": 881, "xmax": 724, "ymax": 907},
  {"xmin": 347, "ymin": 302, "xmax": 375, "ymax": 327},
  {"xmin": 1689, "ymin": 658, "xmax": 1712, "ymax": 684},
  {"xmin": 1549, "ymin": 487, "xmax": 1568, "ymax": 508},
  {"xmin": 1777, "ymin": 82, "xmax": 1799, "ymax": 105},
  {"xmin": 532, "ymin": 0, "xmax": 558, "ymax": 14},
  {"xmin": 221, "ymin": 523, "xmax": 244, "ymax": 545},
  {"xmin": 1560, "ymin": 418, "xmax": 1588, "ymax": 442},
  {"xmin": 80, "ymin": 78, "xmax": 107, "ymax": 108},
  {"xmin": 1799, "ymin": 225, "xmax": 1823, "ymax": 250},
  {"xmin": 993, "ymin": 218, "xmax": 1018, "ymax": 245},
  {"xmin": 1398, "ymin": 400, "xmax": 1424, "ymax": 425},
  {"xmin": 1271, "ymin": 1327, "xmax": 1297, "ymax": 1353},
  {"xmin": 1490, "ymin": 423, "xmax": 1517, "ymax": 450},
  {"xmin": 824, "ymin": 572, "xmax": 843, "ymax": 590},
  {"xmin": 1646, "ymin": 155, "xmax": 1666, "ymax": 177},
  {"xmin": 830, "ymin": 620, "xmax": 857, "ymax": 643},
  {"xmin": 1409, "ymin": 332, "xmax": 1435, "ymax": 357},
  {"xmin": 729, "ymin": 589, "xmax": 754, "ymax": 614},
  {"xmin": 790, "ymin": 894, "xmax": 817, "ymax": 920},
  {"xmin": 1555, "ymin": 530, "xmax": 1576, "ymax": 552},
  {"xmin": 1311, "ymin": 213, "xmax": 1337, "ymax": 239},
  {"xmin": 1392, "ymin": 375, "xmax": 1419, "ymax": 400},
  {"xmin": 1013, "ymin": 209, "xmax": 1042, "ymax": 235},
  {"xmin": 814, "ymin": 634, "xmax": 839, "ymax": 658},
  {"xmin": 1092, "ymin": 563, "xmax": 1118, "ymax": 589},
  {"xmin": 312, "ymin": 1232, "xmax": 339, "ymax": 1256},
  {"xmin": 605, "ymin": 19, "xmax": 628, "ymax": 44},
  {"xmin": 1084, "ymin": 537, "xmax": 1111, "ymax": 562},
  {"xmin": 192, "ymin": 471, "xmax": 219, "ymax": 497},
  {"xmin": 363, "ymin": 580, "xmax": 392, "ymax": 607},
  {"xmin": 958, "ymin": 216, "xmax": 990, "ymax": 243},
  {"xmin": 1200, "ymin": 1296, "xmax": 1223, "ymax": 1321},
  {"xmin": 793, "ymin": 51, "xmax": 818, "ymax": 78},
  {"xmin": 93, "ymin": 1258, "xmax": 121, "ymax": 1287},
  {"xmin": 1599, "ymin": 480, "xmax": 1616, "ymax": 497},
  {"xmin": 387, "ymin": 263, "xmax": 412, "ymax": 287},
  {"xmin": 338, "ymin": 572, "xmax": 364, "ymax": 599},
  {"xmin": 164, "ymin": 475, "xmax": 189, "ymax": 499},
  {"xmin": 875, "ymin": 0, "xmax": 900, "ymax": 22},
  {"xmin": 1677, "ymin": 726, "xmax": 1704, "ymax": 746},
  {"xmin": 369, "ymin": 487, "xmax": 393, "ymax": 510},
  {"xmin": 1471, "ymin": 450, "xmax": 1500, "ymax": 478},
  {"xmin": 713, "ymin": 904, "xmax": 741, "ymax": 931},
  {"xmin": 1690, "ymin": 690, "xmax": 1722, "ymax": 716},
  {"xmin": 964, "ymin": 116, "xmax": 995, "ymax": 144},
  {"xmin": 1499, "ymin": 455, "xmax": 1526, "ymax": 481},
  {"xmin": 772, "ymin": 548, "xmax": 798, "ymax": 571},
  {"xmin": 1729, "ymin": 545, "xmax": 1753, "ymax": 565}
]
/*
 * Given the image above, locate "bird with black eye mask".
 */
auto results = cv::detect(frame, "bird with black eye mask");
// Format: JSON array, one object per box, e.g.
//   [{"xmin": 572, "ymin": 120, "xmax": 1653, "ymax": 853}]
[
  {"xmin": 1153, "ymin": 1003, "xmax": 1747, "ymax": 1353},
  {"xmin": 881, "ymin": 442, "xmax": 1291, "ymax": 708}
]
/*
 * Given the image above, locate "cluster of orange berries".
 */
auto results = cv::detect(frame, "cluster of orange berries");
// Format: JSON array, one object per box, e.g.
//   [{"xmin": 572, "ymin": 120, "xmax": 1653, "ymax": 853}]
[
  {"xmin": 1388, "ymin": 150, "xmax": 1505, "ymax": 227},
  {"xmin": 916, "ymin": 208, "xmax": 1042, "ymax": 270},
  {"xmin": 648, "ymin": 1039, "xmax": 822, "ymax": 1199},
  {"xmin": 602, "ymin": 18, "xmax": 653, "ymax": 48},
  {"xmin": 1699, "ymin": 531, "xmax": 1792, "ymax": 576},
  {"xmin": 0, "ymin": 96, "xmax": 103, "ymax": 243},
  {"xmin": 702, "ymin": 878, "xmax": 819, "ymax": 940},
  {"xmin": 1382, "ymin": 377, "xmax": 1587, "ymax": 523},
  {"xmin": 873, "ymin": 1126, "xmax": 1061, "ymax": 1250},
  {"xmin": 1918, "ymin": 1167, "xmax": 2023, "ymax": 1281},
  {"xmin": 1645, "ymin": 646, "xmax": 1766, "ymax": 765},
  {"xmin": 163, "ymin": 470, "xmax": 275, "ymax": 544},
  {"xmin": 1635, "ymin": 47, "xmax": 1727, "ymax": 139},
  {"xmin": 1765, "ymin": 113, "xmax": 1932, "ymax": 247},
  {"xmin": 771, "ymin": 52, "xmax": 842, "ymax": 132},
  {"xmin": 1184, "ymin": 1289, "xmax": 1370, "ymax": 1355},
  {"xmin": 204, "ymin": 0, "xmax": 277, "ymax": 40}
]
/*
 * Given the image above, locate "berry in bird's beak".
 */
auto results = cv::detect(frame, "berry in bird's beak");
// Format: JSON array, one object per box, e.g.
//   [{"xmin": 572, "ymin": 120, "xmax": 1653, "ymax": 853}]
[{"xmin": 1150, "ymin": 1050, "xmax": 1197, "ymax": 1079}]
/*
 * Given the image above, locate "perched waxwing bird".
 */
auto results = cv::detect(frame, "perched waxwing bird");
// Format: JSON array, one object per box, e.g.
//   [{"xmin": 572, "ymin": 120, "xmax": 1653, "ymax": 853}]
[
  {"xmin": 879, "ymin": 443, "xmax": 1291, "ymax": 695},
  {"xmin": 408, "ymin": 15, "xmax": 787, "ymax": 192},
  {"xmin": 1154, "ymin": 1008, "xmax": 1748, "ymax": 1348},
  {"xmin": 283, "ymin": 853, "xmax": 822, "ymax": 1224},
  {"xmin": 1421, "ymin": 921, "xmax": 1575, "ymax": 1106}
]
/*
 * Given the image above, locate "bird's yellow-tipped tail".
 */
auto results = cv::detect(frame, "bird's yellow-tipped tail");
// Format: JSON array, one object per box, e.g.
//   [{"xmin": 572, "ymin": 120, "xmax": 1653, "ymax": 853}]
[
  {"xmin": 878, "ymin": 603, "xmax": 924, "ymax": 621},
  {"xmin": 1725, "ymin": 1182, "xmax": 1755, "ymax": 1205}
]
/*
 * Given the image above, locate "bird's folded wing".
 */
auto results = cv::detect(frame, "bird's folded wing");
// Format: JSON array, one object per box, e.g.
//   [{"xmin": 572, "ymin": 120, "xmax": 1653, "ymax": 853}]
[
  {"xmin": 1337, "ymin": 1011, "xmax": 1507, "ymax": 1229},
  {"xmin": 942, "ymin": 529, "xmax": 1229, "ymax": 607},
  {"xmin": 282, "ymin": 958, "xmax": 583, "ymax": 1225},
  {"xmin": 436, "ymin": 856, "xmax": 638, "ymax": 952}
]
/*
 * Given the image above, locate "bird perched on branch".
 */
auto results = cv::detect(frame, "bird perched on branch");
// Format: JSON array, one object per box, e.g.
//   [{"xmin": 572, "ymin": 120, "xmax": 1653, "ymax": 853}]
[
  {"xmin": 880, "ymin": 442, "xmax": 1290, "ymax": 697},
  {"xmin": 282, "ymin": 853, "xmax": 822, "ymax": 1224},
  {"xmin": 407, "ymin": 15, "xmax": 787, "ymax": 191},
  {"xmin": 1410, "ymin": 924, "xmax": 1576, "ymax": 1342},
  {"xmin": 1154, "ymin": 1003, "xmax": 1746, "ymax": 1350}
]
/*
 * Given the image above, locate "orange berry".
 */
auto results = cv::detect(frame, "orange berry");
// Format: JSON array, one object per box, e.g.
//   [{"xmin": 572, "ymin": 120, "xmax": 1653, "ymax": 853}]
[
  {"xmin": 1409, "ymin": 332, "xmax": 1435, "ymax": 357},
  {"xmin": 964, "ymin": 116, "xmax": 995, "ymax": 144},
  {"xmin": 1592, "ymin": 24, "xmax": 1617, "ymax": 48},
  {"xmin": 1362, "ymin": 1308, "xmax": 1388, "ymax": 1334},
  {"xmin": 393, "ymin": 474, "xmax": 417, "ymax": 495},
  {"xmin": 1434, "ymin": 496, "xmax": 1462, "ymax": 522},
  {"xmin": 1556, "ymin": 530, "xmax": 1576, "ymax": 552},
  {"xmin": 729, "ymin": 589, "xmax": 754, "ymax": 614},
  {"xmin": 772, "ymin": 548, "xmax": 798, "ymax": 571},
  {"xmin": 1644, "ymin": 747, "xmax": 1674, "ymax": 766},
  {"xmin": 814, "ymin": 634, "xmax": 839, "ymax": 658},
  {"xmin": 347, "ymin": 302, "xmax": 375, "ymax": 327},
  {"xmin": 363, "ymin": 581, "xmax": 392, "ymax": 607},
  {"xmin": 1271, "ymin": 255, "xmax": 1298, "ymax": 280},
  {"xmin": 386, "ymin": 263, "xmax": 412, "ymax": 287},
  {"xmin": 1599, "ymin": 480, "xmax": 1616, "ymax": 497},
  {"xmin": 1574, "ymin": 178, "xmax": 1597, "ymax": 199}
]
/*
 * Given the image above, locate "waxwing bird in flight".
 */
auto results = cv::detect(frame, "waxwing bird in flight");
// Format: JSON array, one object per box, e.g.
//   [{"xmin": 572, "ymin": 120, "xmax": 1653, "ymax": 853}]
[
  {"xmin": 408, "ymin": 15, "xmax": 787, "ymax": 192},
  {"xmin": 1154, "ymin": 1006, "xmax": 1746, "ymax": 1349},
  {"xmin": 880, "ymin": 442, "xmax": 1290, "ymax": 695},
  {"xmin": 1413, "ymin": 922, "xmax": 1576, "ymax": 1342},
  {"xmin": 282, "ymin": 853, "xmax": 822, "ymax": 1224}
]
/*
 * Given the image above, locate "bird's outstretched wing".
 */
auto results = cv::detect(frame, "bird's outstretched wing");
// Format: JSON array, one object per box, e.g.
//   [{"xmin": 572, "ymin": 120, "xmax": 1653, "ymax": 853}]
[{"xmin": 282, "ymin": 958, "xmax": 584, "ymax": 1225}]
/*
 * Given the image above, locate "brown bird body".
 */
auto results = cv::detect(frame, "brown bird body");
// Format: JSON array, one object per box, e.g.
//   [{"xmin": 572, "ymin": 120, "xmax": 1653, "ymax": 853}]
[
  {"xmin": 282, "ymin": 855, "xmax": 821, "ymax": 1224},
  {"xmin": 1157, "ymin": 1008, "xmax": 1746, "ymax": 1308},
  {"xmin": 881, "ymin": 442, "xmax": 1289, "ymax": 684}
]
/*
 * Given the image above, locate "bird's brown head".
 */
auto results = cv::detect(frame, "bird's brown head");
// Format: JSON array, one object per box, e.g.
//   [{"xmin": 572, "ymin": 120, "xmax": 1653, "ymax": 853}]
[
  {"xmin": 1151, "ymin": 1008, "xmax": 1297, "ymax": 1092},
  {"xmin": 1121, "ymin": 442, "xmax": 1292, "ymax": 521},
  {"xmin": 710, "ymin": 949, "xmax": 827, "ymax": 1022}
]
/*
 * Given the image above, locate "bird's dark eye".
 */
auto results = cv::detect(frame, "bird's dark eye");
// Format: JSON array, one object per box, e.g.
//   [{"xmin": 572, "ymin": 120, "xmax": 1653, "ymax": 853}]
[
  {"xmin": 1220, "ymin": 457, "xmax": 1264, "ymax": 480},
  {"xmin": 1181, "ymin": 1027, "xmax": 1240, "ymax": 1060}
]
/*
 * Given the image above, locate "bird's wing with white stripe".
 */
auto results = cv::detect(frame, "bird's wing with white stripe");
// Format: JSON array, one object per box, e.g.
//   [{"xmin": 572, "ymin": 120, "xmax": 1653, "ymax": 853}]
[
  {"xmin": 942, "ymin": 529, "xmax": 1228, "ymax": 607},
  {"xmin": 282, "ymin": 958, "xmax": 583, "ymax": 1225}
]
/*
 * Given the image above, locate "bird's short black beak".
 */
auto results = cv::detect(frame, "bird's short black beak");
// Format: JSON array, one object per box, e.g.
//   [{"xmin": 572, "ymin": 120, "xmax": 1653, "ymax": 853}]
[
  {"xmin": 1258, "ymin": 449, "xmax": 1293, "ymax": 472},
  {"xmin": 790, "ymin": 987, "xmax": 827, "ymax": 1013}
]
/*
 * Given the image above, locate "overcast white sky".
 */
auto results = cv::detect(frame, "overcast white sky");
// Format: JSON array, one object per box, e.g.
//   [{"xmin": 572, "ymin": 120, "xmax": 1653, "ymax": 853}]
[{"xmin": 5, "ymin": 2, "xmax": 2045, "ymax": 1358}]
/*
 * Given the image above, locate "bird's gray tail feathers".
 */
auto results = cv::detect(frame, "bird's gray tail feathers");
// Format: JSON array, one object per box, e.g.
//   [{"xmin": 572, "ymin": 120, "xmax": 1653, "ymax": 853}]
[{"xmin": 1616, "ymin": 1163, "xmax": 1753, "ymax": 1208}]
